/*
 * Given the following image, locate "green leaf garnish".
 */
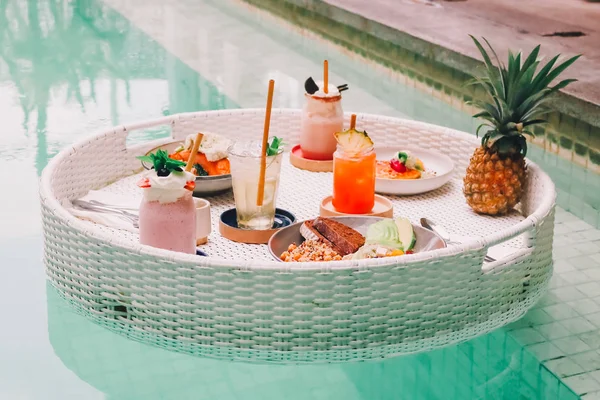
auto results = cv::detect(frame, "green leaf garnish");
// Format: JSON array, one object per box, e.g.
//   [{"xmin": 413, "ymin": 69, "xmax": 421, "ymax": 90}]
[
  {"xmin": 137, "ymin": 155, "xmax": 154, "ymax": 163},
  {"xmin": 193, "ymin": 163, "xmax": 209, "ymax": 176},
  {"xmin": 266, "ymin": 136, "xmax": 284, "ymax": 156},
  {"xmin": 137, "ymin": 149, "xmax": 186, "ymax": 173}
]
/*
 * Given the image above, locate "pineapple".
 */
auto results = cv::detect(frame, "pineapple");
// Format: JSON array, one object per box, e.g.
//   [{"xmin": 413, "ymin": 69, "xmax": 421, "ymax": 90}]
[
  {"xmin": 334, "ymin": 128, "xmax": 374, "ymax": 154},
  {"xmin": 463, "ymin": 36, "xmax": 579, "ymax": 215}
]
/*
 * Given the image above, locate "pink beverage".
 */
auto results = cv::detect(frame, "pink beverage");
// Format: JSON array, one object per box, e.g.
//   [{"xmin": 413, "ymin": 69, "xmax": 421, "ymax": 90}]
[
  {"xmin": 137, "ymin": 165, "xmax": 197, "ymax": 254},
  {"xmin": 300, "ymin": 83, "xmax": 343, "ymax": 160},
  {"xmin": 139, "ymin": 192, "xmax": 196, "ymax": 254}
]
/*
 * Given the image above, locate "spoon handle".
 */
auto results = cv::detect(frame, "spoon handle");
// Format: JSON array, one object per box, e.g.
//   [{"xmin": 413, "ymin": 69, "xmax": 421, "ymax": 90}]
[{"xmin": 420, "ymin": 218, "xmax": 451, "ymax": 242}]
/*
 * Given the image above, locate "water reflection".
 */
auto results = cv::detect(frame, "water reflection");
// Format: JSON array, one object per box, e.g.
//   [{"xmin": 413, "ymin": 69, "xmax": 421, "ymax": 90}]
[
  {"xmin": 0, "ymin": 0, "xmax": 237, "ymax": 175},
  {"xmin": 47, "ymin": 283, "xmax": 577, "ymax": 400}
]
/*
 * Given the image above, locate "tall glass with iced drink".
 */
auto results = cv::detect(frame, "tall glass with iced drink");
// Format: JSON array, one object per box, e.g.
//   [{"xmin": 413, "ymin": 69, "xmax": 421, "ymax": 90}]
[
  {"xmin": 229, "ymin": 140, "xmax": 283, "ymax": 230},
  {"xmin": 300, "ymin": 82, "xmax": 343, "ymax": 160},
  {"xmin": 332, "ymin": 124, "xmax": 376, "ymax": 214}
]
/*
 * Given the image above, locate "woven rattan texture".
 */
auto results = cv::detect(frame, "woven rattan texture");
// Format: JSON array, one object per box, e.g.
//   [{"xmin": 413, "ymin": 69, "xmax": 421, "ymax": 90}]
[{"xmin": 40, "ymin": 110, "xmax": 556, "ymax": 363}]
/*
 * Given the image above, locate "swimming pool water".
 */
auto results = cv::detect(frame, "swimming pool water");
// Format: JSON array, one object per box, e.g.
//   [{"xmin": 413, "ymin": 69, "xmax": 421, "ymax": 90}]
[{"xmin": 0, "ymin": 0, "xmax": 593, "ymax": 398}]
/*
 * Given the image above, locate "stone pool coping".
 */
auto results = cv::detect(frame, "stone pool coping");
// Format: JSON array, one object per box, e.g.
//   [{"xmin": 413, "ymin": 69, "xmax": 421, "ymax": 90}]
[{"xmin": 241, "ymin": 0, "xmax": 600, "ymax": 128}]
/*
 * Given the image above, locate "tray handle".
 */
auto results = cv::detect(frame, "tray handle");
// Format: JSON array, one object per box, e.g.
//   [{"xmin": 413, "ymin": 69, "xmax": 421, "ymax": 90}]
[
  {"xmin": 118, "ymin": 116, "xmax": 177, "ymax": 151},
  {"xmin": 480, "ymin": 214, "xmax": 542, "ymax": 274}
]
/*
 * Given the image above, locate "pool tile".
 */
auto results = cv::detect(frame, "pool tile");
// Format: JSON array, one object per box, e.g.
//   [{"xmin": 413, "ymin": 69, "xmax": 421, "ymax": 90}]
[
  {"xmin": 550, "ymin": 275, "xmax": 571, "ymax": 289},
  {"xmin": 506, "ymin": 318, "xmax": 531, "ymax": 331},
  {"xmin": 568, "ymin": 299, "xmax": 600, "ymax": 316},
  {"xmin": 552, "ymin": 337, "xmax": 592, "ymax": 355},
  {"xmin": 543, "ymin": 304, "xmax": 580, "ymax": 320},
  {"xmin": 579, "ymin": 282, "xmax": 600, "ymax": 298},
  {"xmin": 575, "ymin": 242, "xmax": 600, "ymax": 255},
  {"xmin": 572, "ymin": 350, "xmax": 600, "ymax": 372},
  {"xmin": 566, "ymin": 220, "xmax": 596, "ymax": 233},
  {"xmin": 560, "ymin": 383, "xmax": 581, "ymax": 400},
  {"xmin": 526, "ymin": 342, "xmax": 564, "ymax": 361},
  {"xmin": 579, "ymin": 330, "xmax": 600, "ymax": 348},
  {"xmin": 572, "ymin": 255, "xmax": 600, "ymax": 270},
  {"xmin": 545, "ymin": 357, "xmax": 586, "ymax": 378},
  {"xmin": 555, "ymin": 260, "xmax": 578, "ymax": 274},
  {"xmin": 523, "ymin": 309, "xmax": 555, "ymax": 325},
  {"xmin": 553, "ymin": 286, "xmax": 588, "ymax": 302},
  {"xmin": 555, "ymin": 247, "xmax": 584, "ymax": 260},
  {"xmin": 535, "ymin": 322, "xmax": 572, "ymax": 340},
  {"xmin": 582, "ymin": 230, "xmax": 600, "ymax": 242},
  {"xmin": 562, "ymin": 271, "xmax": 595, "ymax": 286},
  {"xmin": 511, "ymin": 328, "xmax": 546, "ymax": 346},
  {"xmin": 582, "ymin": 391, "xmax": 600, "ymax": 400},
  {"xmin": 584, "ymin": 269, "xmax": 600, "ymax": 281},
  {"xmin": 584, "ymin": 312, "xmax": 600, "ymax": 329},
  {"xmin": 536, "ymin": 292, "xmax": 562, "ymax": 308},
  {"xmin": 564, "ymin": 373, "xmax": 600, "ymax": 396},
  {"xmin": 562, "ymin": 317, "xmax": 597, "ymax": 335}
]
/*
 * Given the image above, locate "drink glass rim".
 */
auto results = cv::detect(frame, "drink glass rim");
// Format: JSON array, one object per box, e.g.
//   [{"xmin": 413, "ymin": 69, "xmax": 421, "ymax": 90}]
[
  {"xmin": 228, "ymin": 141, "xmax": 284, "ymax": 158},
  {"xmin": 335, "ymin": 145, "xmax": 375, "ymax": 159}
]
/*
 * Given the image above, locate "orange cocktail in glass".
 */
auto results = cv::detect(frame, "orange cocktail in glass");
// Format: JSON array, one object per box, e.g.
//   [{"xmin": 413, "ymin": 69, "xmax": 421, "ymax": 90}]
[{"xmin": 332, "ymin": 146, "xmax": 376, "ymax": 214}]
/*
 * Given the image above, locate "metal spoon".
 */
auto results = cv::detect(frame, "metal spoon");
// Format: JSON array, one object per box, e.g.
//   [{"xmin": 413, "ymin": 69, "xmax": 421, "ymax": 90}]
[
  {"xmin": 420, "ymin": 217, "xmax": 495, "ymax": 262},
  {"xmin": 87, "ymin": 199, "xmax": 138, "ymax": 212},
  {"xmin": 73, "ymin": 200, "xmax": 139, "ymax": 228}
]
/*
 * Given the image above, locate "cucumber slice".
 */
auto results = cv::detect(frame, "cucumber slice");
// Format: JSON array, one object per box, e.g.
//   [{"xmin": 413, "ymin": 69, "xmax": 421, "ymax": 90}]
[{"xmin": 394, "ymin": 217, "xmax": 416, "ymax": 251}]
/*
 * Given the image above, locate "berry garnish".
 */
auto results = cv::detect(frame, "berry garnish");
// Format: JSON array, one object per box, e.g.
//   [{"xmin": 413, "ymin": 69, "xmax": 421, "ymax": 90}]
[
  {"xmin": 137, "ymin": 178, "xmax": 151, "ymax": 188},
  {"xmin": 157, "ymin": 168, "xmax": 170, "ymax": 177},
  {"xmin": 304, "ymin": 77, "xmax": 319, "ymax": 94},
  {"xmin": 137, "ymin": 149, "xmax": 186, "ymax": 176},
  {"xmin": 184, "ymin": 180, "xmax": 196, "ymax": 191},
  {"xmin": 390, "ymin": 158, "xmax": 406, "ymax": 173}
]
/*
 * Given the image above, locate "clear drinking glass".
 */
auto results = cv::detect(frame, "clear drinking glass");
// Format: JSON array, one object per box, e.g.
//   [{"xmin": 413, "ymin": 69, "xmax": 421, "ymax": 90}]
[
  {"xmin": 332, "ymin": 146, "xmax": 376, "ymax": 214},
  {"xmin": 228, "ymin": 140, "xmax": 284, "ymax": 230},
  {"xmin": 299, "ymin": 92, "xmax": 343, "ymax": 160}
]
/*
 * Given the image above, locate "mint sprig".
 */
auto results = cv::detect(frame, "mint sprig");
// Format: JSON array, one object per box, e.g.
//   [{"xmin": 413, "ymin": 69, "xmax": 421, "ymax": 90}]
[
  {"xmin": 138, "ymin": 149, "xmax": 186, "ymax": 173},
  {"xmin": 266, "ymin": 136, "xmax": 284, "ymax": 156}
]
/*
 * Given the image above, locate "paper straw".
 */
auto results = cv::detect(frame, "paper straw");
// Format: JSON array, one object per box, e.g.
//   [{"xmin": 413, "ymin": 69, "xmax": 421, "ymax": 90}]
[
  {"xmin": 185, "ymin": 132, "xmax": 204, "ymax": 172},
  {"xmin": 257, "ymin": 79, "xmax": 275, "ymax": 206},
  {"xmin": 324, "ymin": 60, "xmax": 329, "ymax": 94}
]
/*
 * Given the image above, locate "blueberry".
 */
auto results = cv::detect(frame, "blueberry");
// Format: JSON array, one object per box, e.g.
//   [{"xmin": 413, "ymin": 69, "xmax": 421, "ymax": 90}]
[{"xmin": 157, "ymin": 168, "xmax": 170, "ymax": 177}]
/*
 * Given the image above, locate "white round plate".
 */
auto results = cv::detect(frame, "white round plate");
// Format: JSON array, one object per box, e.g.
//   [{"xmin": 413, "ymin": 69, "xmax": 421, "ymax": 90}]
[{"xmin": 375, "ymin": 147, "xmax": 455, "ymax": 196}]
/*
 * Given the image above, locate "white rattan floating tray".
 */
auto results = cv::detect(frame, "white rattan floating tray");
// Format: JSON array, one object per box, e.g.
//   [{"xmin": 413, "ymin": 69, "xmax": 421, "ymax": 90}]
[{"xmin": 40, "ymin": 109, "xmax": 555, "ymax": 363}]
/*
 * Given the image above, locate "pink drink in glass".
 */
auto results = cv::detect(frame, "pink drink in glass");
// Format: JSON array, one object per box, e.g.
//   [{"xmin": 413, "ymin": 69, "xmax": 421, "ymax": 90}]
[
  {"xmin": 138, "ymin": 172, "xmax": 197, "ymax": 254},
  {"xmin": 300, "ymin": 84, "xmax": 343, "ymax": 160}
]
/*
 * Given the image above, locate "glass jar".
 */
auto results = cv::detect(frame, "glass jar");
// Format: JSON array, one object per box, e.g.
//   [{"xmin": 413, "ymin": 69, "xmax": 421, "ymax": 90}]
[
  {"xmin": 332, "ymin": 146, "xmax": 376, "ymax": 214},
  {"xmin": 299, "ymin": 93, "xmax": 343, "ymax": 160},
  {"xmin": 139, "ymin": 190, "xmax": 197, "ymax": 254}
]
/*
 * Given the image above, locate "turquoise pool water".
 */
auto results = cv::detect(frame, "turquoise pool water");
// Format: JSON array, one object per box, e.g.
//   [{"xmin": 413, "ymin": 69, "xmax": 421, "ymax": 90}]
[{"xmin": 0, "ymin": 0, "xmax": 593, "ymax": 398}]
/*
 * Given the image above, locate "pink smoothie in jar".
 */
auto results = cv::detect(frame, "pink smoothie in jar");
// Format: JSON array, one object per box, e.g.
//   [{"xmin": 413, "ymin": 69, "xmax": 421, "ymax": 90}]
[
  {"xmin": 138, "ymin": 170, "xmax": 197, "ymax": 254},
  {"xmin": 300, "ymin": 82, "xmax": 344, "ymax": 160}
]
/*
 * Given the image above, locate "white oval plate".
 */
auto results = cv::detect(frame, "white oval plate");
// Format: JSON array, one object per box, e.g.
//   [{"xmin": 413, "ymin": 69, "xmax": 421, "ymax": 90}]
[{"xmin": 375, "ymin": 147, "xmax": 455, "ymax": 196}]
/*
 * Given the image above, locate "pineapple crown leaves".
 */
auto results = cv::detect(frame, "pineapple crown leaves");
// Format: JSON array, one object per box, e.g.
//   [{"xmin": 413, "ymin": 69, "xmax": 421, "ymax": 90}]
[
  {"xmin": 467, "ymin": 35, "xmax": 580, "ymax": 156},
  {"xmin": 137, "ymin": 149, "xmax": 186, "ymax": 173}
]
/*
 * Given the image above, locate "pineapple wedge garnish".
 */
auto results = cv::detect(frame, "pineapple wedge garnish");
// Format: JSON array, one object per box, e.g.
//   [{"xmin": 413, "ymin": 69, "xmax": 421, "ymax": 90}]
[{"xmin": 334, "ymin": 128, "xmax": 374, "ymax": 155}]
